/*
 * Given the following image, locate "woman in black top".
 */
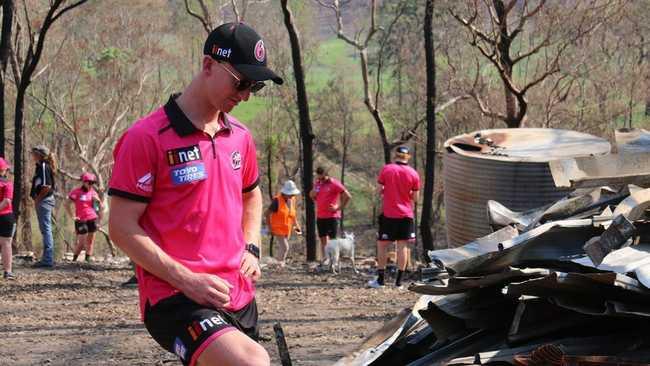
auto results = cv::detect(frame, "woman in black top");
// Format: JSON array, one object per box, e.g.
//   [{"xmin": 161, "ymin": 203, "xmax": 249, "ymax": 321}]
[{"xmin": 31, "ymin": 145, "xmax": 57, "ymax": 268}]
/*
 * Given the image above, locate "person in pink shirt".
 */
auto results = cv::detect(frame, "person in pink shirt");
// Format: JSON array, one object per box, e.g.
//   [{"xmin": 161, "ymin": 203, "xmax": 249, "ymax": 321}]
[
  {"xmin": 368, "ymin": 146, "xmax": 420, "ymax": 289},
  {"xmin": 308, "ymin": 166, "xmax": 351, "ymax": 263},
  {"xmin": 108, "ymin": 23, "xmax": 282, "ymax": 366},
  {"xmin": 0, "ymin": 157, "xmax": 16, "ymax": 280},
  {"xmin": 67, "ymin": 172, "xmax": 103, "ymax": 262}
]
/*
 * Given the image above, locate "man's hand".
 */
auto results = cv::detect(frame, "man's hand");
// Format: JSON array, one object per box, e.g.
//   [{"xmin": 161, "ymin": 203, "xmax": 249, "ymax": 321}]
[
  {"xmin": 181, "ymin": 272, "xmax": 233, "ymax": 309},
  {"xmin": 294, "ymin": 227, "xmax": 302, "ymax": 235},
  {"xmin": 329, "ymin": 203, "xmax": 339, "ymax": 212},
  {"xmin": 240, "ymin": 252, "xmax": 261, "ymax": 282}
]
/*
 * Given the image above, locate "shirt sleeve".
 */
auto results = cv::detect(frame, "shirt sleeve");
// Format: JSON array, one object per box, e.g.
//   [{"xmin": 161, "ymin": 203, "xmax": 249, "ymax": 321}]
[
  {"xmin": 108, "ymin": 127, "xmax": 158, "ymax": 203},
  {"xmin": 334, "ymin": 179, "xmax": 345, "ymax": 194},
  {"xmin": 68, "ymin": 190, "xmax": 77, "ymax": 201},
  {"xmin": 412, "ymin": 169, "xmax": 421, "ymax": 191},
  {"xmin": 242, "ymin": 132, "xmax": 259, "ymax": 193}
]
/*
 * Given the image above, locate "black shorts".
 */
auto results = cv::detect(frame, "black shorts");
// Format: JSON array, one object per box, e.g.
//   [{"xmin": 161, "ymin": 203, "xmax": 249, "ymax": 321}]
[
  {"xmin": 317, "ymin": 218, "xmax": 339, "ymax": 239},
  {"xmin": 144, "ymin": 293, "xmax": 259, "ymax": 366},
  {"xmin": 75, "ymin": 220, "xmax": 97, "ymax": 234},
  {"xmin": 0, "ymin": 213, "xmax": 15, "ymax": 238},
  {"xmin": 377, "ymin": 215, "xmax": 416, "ymax": 241}
]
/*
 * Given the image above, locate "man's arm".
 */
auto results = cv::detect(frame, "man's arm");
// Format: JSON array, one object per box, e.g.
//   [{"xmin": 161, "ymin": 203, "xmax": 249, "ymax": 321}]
[
  {"xmin": 240, "ymin": 186, "xmax": 263, "ymax": 280},
  {"xmin": 339, "ymin": 189, "xmax": 352, "ymax": 210},
  {"xmin": 308, "ymin": 188, "xmax": 317, "ymax": 200},
  {"xmin": 411, "ymin": 189, "xmax": 419, "ymax": 204},
  {"xmin": 109, "ymin": 196, "xmax": 232, "ymax": 308}
]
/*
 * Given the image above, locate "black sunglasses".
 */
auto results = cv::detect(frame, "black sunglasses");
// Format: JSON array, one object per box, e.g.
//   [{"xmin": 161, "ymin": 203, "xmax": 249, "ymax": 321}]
[{"xmin": 217, "ymin": 62, "xmax": 266, "ymax": 93}]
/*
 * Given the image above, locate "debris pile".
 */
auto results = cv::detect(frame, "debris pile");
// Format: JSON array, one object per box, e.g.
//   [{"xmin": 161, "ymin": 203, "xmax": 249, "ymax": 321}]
[{"xmin": 338, "ymin": 148, "xmax": 650, "ymax": 365}]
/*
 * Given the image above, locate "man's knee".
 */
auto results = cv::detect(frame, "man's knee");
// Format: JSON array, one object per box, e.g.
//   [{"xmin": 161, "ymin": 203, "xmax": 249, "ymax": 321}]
[
  {"xmin": 197, "ymin": 331, "xmax": 269, "ymax": 366},
  {"xmin": 241, "ymin": 343, "xmax": 270, "ymax": 366}
]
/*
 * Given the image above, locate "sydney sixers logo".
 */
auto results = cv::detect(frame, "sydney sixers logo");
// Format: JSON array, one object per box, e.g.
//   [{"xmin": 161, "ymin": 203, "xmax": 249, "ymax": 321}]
[
  {"xmin": 254, "ymin": 40, "xmax": 265, "ymax": 62},
  {"xmin": 231, "ymin": 151, "xmax": 242, "ymax": 170}
]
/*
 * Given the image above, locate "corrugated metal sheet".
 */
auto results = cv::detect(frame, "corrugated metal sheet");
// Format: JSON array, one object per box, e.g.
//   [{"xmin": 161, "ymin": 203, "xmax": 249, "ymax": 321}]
[{"xmin": 443, "ymin": 129, "xmax": 610, "ymax": 247}]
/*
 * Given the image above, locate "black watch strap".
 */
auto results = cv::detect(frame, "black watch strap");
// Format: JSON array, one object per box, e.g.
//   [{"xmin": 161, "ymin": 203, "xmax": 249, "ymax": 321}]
[{"xmin": 245, "ymin": 243, "xmax": 260, "ymax": 259}]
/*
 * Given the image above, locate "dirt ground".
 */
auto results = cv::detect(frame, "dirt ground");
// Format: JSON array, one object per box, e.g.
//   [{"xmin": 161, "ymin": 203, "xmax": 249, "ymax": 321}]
[{"xmin": 0, "ymin": 243, "xmax": 420, "ymax": 366}]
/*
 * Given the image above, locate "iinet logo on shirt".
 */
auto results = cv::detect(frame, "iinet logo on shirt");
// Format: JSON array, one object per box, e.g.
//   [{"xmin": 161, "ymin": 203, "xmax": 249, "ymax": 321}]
[{"xmin": 167, "ymin": 145, "xmax": 202, "ymax": 166}]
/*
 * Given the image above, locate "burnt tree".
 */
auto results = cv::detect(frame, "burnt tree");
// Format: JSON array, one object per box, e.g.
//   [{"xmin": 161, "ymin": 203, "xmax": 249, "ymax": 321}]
[{"xmin": 281, "ymin": 0, "xmax": 317, "ymax": 261}]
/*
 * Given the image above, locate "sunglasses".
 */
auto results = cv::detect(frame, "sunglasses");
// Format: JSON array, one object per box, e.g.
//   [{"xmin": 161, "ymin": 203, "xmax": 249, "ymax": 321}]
[{"xmin": 217, "ymin": 62, "xmax": 266, "ymax": 94}]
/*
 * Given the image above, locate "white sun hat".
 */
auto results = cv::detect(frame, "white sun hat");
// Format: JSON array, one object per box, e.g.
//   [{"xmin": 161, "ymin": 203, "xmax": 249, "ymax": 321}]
[{"xmin": 280, "ymin": 180, "xmax": 301, "ymax": 195}]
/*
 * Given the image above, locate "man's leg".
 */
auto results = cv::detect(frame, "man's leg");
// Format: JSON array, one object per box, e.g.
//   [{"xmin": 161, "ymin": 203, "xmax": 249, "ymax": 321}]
[
  {"xmin": 395, "ymin": 241, "xmax": 409, "ymax": 287},
  {"xmin": 376, "ymin": 240, "xmax": 391, "ymax": 284},
  {"xmin": 196, "ymin": 329, "xmax": 270, "ymax": 366},
  {"xmin": 368, "ymin": 240, "xmax": 390, "ymax": 288},
  {"xmin": 319, "ymin": 235, "xmax": 328, "ymax": 263}
]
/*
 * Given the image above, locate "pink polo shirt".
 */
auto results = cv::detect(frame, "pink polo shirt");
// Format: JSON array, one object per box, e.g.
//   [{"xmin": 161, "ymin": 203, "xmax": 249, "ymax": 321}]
[
  {"xmin": 378, "ymin": 162, "xmax": 420, "ymax": 218},
  {"xmin": 313, "ymin": 177, "xmax": 345, "ymax": 219},
  {"xmin": 0, "ymin": 177, "xmax": 13, "ymax": 216},
  {"xmin": 108, "ymin": 95, "xmax": 259, "ymax": 317},
  {"xmin": 68, "ymin": 187, "xmax": 99, "ymax": 221}
]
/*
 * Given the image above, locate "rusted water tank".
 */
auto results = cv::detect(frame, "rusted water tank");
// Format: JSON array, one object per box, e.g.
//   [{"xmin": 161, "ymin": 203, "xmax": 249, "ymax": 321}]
[{"xmin": 443, "ymin": 128, "xmax": 610, "ymax": 247}]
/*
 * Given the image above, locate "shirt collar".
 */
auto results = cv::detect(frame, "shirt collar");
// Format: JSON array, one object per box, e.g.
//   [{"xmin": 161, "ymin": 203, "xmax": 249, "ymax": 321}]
[
  {"xmin": 395, "ymin": 161, "xmax": 408, "ymax": 165},
  {"xmin": 163, "ymin": 93, "xmax": 232, "ymax": 137}
]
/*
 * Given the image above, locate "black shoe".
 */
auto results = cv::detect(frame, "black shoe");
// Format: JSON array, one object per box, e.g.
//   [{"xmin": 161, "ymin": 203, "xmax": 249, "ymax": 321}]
[
  {"xmin": 3, "ymin": 271, "xmax": 16, "ymax": 280},
  {"xmin": 33, "ymin": 261, "xmax": 54, "ymax": 268},
  {"xmin": 121, "ymin": 275, "xmax": 138, "ymax": 288}
]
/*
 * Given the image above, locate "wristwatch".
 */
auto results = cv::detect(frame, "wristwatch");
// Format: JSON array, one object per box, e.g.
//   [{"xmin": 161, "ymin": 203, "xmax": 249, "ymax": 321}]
[{"xmin": 245, "ymin": 243, "xmax": 260, "ymax": 259}]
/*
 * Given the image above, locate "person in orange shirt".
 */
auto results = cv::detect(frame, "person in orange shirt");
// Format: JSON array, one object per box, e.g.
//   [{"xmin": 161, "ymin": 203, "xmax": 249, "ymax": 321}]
[{"xmin": 264, "ymin": 180, "xmax": 302, "ymax": 267}]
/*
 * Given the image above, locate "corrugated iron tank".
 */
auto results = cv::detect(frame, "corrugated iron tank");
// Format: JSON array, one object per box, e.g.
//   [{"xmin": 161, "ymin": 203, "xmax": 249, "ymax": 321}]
[{"xmin": 443, "ymin": 128, "xmax": 611, "ymax": 247}]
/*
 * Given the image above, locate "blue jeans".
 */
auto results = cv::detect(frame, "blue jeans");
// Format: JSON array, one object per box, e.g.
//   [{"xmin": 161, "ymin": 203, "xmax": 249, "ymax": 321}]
[{"xmin": 36, "ymin": 196, "xmax": 55, "ymax": 265}]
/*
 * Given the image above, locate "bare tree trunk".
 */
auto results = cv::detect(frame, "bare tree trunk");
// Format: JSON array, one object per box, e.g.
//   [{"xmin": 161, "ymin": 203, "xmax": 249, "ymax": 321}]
[
  {"xmin": 493, "ymin": 0, "xmax": 520, "ymax": 128},
  {"xmin": 18, "ymin": 125, "xmax": 32, "ymax": 254},
  {"xmin": 420, "ymin": 0, "xmax": 435, "ymax": 257},
  {"xmin": 340, "ymin": 113, "xmax": 348, "ymax": 232},
  {"xmin": 0, "ymin": 0, "xmax": 13, "ymax": 157},
  {"xmin": 266, "ymin": 137, "xmax": 274, "ymax": 258},
  {"xmin": 12, "ymin": 87, "xmax": 25, "ymax": 217},
  {"xmin": 281, "ymin": 0, "xmax": 317, "ymax": 261}
]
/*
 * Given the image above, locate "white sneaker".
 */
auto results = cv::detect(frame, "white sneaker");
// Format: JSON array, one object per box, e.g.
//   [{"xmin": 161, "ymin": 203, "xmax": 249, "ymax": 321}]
[{"xmin": 367, "ymin": 279, "xmax": 385, "ymax": 288}]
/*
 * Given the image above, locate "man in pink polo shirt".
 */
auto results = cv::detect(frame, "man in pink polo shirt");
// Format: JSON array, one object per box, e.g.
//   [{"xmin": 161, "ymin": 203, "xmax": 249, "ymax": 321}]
[
  {"xmin": 368, "ymin": 146, "xmax": 420, "ymax": 289},
  {"xmin": 108, "ymin": 23, "xmax": 282, "ymax": 366},
  {"xmin": 308, "ymin": 166, "xmax": 351, "ymax": 263}
]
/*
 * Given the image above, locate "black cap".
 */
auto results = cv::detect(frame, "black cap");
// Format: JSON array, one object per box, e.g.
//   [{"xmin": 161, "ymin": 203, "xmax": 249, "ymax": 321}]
[
  {"xmin": 396, "ymin": 146, "xmax": 410, "ymax": 154},
  {"xmin": 204, "ymin": 22, "xmax": 283, "ymax": 85}
]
